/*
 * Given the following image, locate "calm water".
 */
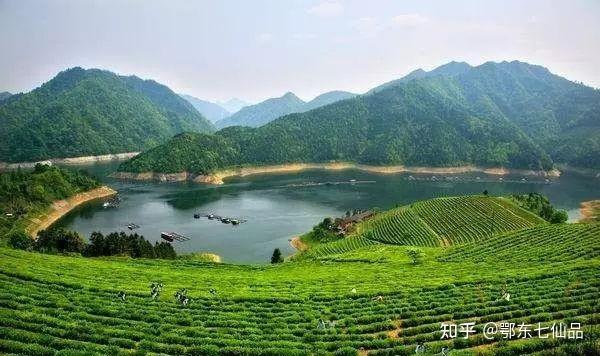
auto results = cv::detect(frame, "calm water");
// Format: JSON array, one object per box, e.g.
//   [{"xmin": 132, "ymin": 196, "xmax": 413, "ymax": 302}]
[{"xmin": 58, "ymin": 162, "xmax": 600, "ymax": 263}]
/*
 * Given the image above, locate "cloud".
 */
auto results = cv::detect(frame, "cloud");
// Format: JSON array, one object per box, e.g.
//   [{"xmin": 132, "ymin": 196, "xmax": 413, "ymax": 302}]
[
  {"xmin": 352, "ymin": 17, "xmax": 385, "ymax": 37},
  {"xmin": 292, "ymin": 33, "xmax": 317, "ymax": 40},
  {"xmin": 256, "ymin": 33, "xmax": 274, "ymax": 44},
  {"xmin": 307, "ymin": 1, "xmax": 344, "ymax": 17},
  {"xmin": 391, "ymin": 13, "xmax": 429, "ymax": 27}
]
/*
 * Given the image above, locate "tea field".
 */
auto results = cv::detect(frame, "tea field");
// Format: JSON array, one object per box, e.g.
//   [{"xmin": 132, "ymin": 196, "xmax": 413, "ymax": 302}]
[{"xmin": 0, "ymin": 195, "xmax": 598, "ymax": 355}]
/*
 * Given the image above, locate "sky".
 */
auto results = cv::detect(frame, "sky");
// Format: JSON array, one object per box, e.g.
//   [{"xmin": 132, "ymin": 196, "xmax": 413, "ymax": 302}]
[{"xmin": 1, "ymin": 0, "xmax": 599, "ymax": 103}]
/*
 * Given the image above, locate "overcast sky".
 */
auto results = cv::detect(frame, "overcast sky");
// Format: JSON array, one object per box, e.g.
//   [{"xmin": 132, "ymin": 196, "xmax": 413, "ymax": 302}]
[{"xmin": 1, "ymin": 0, "xmax": 599, "ymax": 103}]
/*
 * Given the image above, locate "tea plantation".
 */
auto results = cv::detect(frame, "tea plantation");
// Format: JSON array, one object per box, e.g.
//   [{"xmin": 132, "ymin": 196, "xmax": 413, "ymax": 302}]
[{"xmin": 0, "ymin": 196, "xmax": 598, "ymax": 355}]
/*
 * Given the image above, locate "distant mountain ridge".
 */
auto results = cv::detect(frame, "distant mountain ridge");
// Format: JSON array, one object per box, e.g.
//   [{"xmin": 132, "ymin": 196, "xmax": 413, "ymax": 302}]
[
  {"xmin": 215, "ymin": 90, "xmax": 356, "ymax": 128},
  {"xmin": 0, "ymin": 67, "xmax": 215, "ymax": 163},
  {"xmin": 119, "ymin": 60, "xmax": 600, "ymax": 176},
  {"xmin": 0, "ymin": 92, "xmax": 12, "ymax": 103},
  {"xmin": 368, "ymin": 61, "xmax": 473, "ymax": 93},
  {"xmin": 218, "ymin": 98, "xmax": 250, "ymax": 114},
  {"xmin": 180, "ymin": 94, "xmax": 231, "ymax": 123}
]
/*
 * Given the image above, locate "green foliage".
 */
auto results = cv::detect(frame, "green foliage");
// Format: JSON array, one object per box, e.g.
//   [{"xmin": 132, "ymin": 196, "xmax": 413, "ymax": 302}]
[
  {"xmin": 123, "ymin": 61, "xmax": 600, "ymax": 173},
  {"xmin": 84, "ymin": 231, "xmax": 157, "ymax": 258},
  {"xmin": 406, "ymin": 248, "xmax": 423, "ymax": 264},
  {"xmin": 154, "ymin": 241, "xmax": 177, "ymax": 259},
  {"xmin": 7, "ymin": 230, "xmax": 33, "ymax": 250},
  {"xmin": 0, "ymin": 165, "xmax": 100, "ymax": 239},
  {"xmin": 35, "ymin": 227, "xmax": 85, "ymax": 253},
  {"xmin": 0, "ymin": 67, "xmax": 214, "ymax": 162},
  {"xmin": 271, "ymin": 248, "xmax": 283, "ymax": 264},
  {"xmin": 509, "ymin": 193, "xmax": 568, "ymax": 223}
]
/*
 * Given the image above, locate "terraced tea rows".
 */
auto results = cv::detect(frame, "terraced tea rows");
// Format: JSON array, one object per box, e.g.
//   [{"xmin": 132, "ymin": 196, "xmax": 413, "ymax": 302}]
[
  {"xmin": 0, "ymin": 255, "xmax": 598, "ymax": 355},
  {"xmin": 0, "ymin": 195, "xmax": 598, "ymax": 355},
  {"xmin": 441, "ymin": 222, "xmax": 600, "ymax": 263},
  {"xmin": 359, "ymin": 207, "xmax": 440, "ymax": 246},
  {"xmin": 410, "ymin": 196, "xmax": 545, "ymax": 244}
]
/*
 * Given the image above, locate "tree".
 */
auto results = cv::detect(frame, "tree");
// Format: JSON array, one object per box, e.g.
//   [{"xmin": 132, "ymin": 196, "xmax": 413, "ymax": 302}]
[
  {"xmin": 8, "ymin": 229, "xmax": 33, "ymax": 250},
  {"xmin": 406, "ymin": 249, "xmax": 423, "ymax": 265},
  {"xmin": 35, "ymin": 228, "xmax": 85, "ymax": 253},
  {"xmin": 154, "ymin": 241, "xmax": 176, "ymax": 259},
  {"xmin": 271, "ymin": 248, "xmax": 284, "ymax": 264},
  {"xmin": 550, "ymin": 210, "xmax": 568, "ymax": 224}
]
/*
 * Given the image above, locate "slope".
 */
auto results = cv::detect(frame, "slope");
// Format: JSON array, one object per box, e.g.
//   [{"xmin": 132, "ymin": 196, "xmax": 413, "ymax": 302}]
[
  {"xmin": 0, "ymin": 215, "xmax": 598, "ymax": 354},
  {"xmin": 180, "ymin": 94, "xmax": 231, "ymax": 123},
  {"xmin": 0, "ymin": 67, "xmax": 214, "ymax": 163},
  {"xmin": 215, "ymin": 92, "xmax": 306, "ymax": 128},
  {"xmin": 215, "ymin": 90, "xmax": 356, "ymax": 128},
  {"xmin": 121, "ymin": 73, "xmax": 553, "ymax": 174}
]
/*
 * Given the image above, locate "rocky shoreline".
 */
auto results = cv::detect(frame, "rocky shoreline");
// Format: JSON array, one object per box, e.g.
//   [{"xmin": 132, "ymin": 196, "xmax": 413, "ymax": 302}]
[
  {"xmin": 0, "ymin": 152, "xmax": 140, "ymax": 171},
  {"xmin": 25, "ymin": 186, "xmax": 117, "ymax": 238},
  {"xmin": 112, "ymin": 162, "xmax": 562, "ymax": 185}
]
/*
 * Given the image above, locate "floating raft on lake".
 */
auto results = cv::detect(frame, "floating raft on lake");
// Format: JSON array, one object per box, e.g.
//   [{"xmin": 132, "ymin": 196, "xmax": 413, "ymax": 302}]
[
  {"xmin": 198, "ymin": 213, "xmax": 247, "ymax": 225},
  {"xmin": 160, "ymin": 232, "xmax": 190, "ymax": 242}
]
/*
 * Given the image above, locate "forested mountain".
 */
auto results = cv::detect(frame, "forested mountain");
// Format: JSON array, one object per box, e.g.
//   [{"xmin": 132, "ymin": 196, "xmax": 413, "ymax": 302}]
[
  {"xmin": 215, "ymin": 90, "xmax": 356, "ymax": 128},
  {"xmin": 180, "ymin": 94, "xmax": 231, "ymax": 123},
  {"xmin": 121, "ymin": 61, "xmax": 579, "ymax": 175},
  {"xmin": 369, "ymin": 61, "xmax": 472, "ymax": 93},
  {"xmin": 0, "ymin": 92, "xmax": 12, "ymax": 103},
  {"xmin": 302, "ymin": 90, "xmax": 356, "ymax": 111},
  {"xmin": 0, "ymin": 67, "xmax": 215, "ymax": 163},
  {"xmin": 215, "ymin": 92, "xmax": 305, "ymax": 128},
  {"xmin": 218, "ymin": 98, "xmax": 250, "ymax": 114}
]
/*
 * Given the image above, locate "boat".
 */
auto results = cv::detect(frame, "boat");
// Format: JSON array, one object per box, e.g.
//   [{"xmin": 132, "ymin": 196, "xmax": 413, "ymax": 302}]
[
  {"xmin": 127, "ymin": 223, "xmax": 140, "ymax": 230},
  {"xmin": 231, "ymin": 219, "xmax": 239, "ymax": 225},
  {"xmin": 160, "ymin": 232, "xmax": 190, "ymax": 242},
  {"xmin": 207, "ymin": 214, "xmax": 215, "ymax": 220},
  {"xmin": 221, "ymin": 218, "xmax": 231, "ymax": 224},
  {"xmin": 193, "ymin": 213, "xmax": 200, "ymax": 219},
  {"xmin": 160, "ymin": 232, "xmax": 174, "ymax": 242}
]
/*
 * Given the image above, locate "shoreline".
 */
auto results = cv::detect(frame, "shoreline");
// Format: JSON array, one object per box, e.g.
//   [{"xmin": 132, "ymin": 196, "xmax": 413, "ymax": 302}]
[
  {"xmin": 289, "ymin": 236, "xmax": 308, "ymax": 252},
  {"xmin": 579, "ymin": 200, "xmax": 600, "ymax": 223},
  {"xmin": 0, "ymin": 152, "xmax": 139, "ymax": 171},
  {"xmin": 25, "ymin": 186, "xmax": 117, "ymax": 238},
  {"xmin": 112, "ymin": 162, "xmax": 562, "ymax": 185}
]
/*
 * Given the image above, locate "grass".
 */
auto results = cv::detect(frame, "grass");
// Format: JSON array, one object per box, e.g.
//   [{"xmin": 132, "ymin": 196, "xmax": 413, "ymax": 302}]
[{"xmin": 0, "ymin": 195, "xmax": 598, "ymax": 355}]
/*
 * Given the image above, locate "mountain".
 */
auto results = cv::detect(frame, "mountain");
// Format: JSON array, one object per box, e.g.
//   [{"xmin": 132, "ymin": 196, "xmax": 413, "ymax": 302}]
[
  {"xmin": 215, "ymin": 92, "xmax": 306, "ymax": 128},
  {"xmin": 121, "ymin": 61, "xmax": 599, "ymax": 175},
  {"xmin": 0, "ymin": 67, "xmax": 215, "ymax": 163},
  {"xmin": 180, "ymin": 94, "xmax": 231, "ymax": 123},
  {"xmin": 215, "ymin": 90, "xmax": 356, "ymax": 128},
  {"xmin": 302, "ymin": 91, "xmax": 357, "ymax": 111},
  {"xmin": 0, "ymin": 92, "xmax": 12, "ymax": 103},
  {"xmin": 218, "ymin": 98, "xmax": 250, "ymax": 114},
  {"xmin": 369, "ymin": 61, "xmax": 472, "ymax": 93}
]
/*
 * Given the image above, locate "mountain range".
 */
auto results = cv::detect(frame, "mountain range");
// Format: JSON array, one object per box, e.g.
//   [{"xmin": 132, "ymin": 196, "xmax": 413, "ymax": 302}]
[
  {"xmin": 0, "ymin": 68, "xmax": 214, "ymax": 162},
  {"xmin": 218, "ymin": 98, "xmax": 250, "ymax": 114},
  {"xmin": 179, "ymin": 94, "xmax": 231, "ymax": 123},
  {"xmin": 120, "ymin": 60, "xmax": 600, "ymax": 175},
  {"xmin": 214, "ymin": 90, "xmax": 357, "ymax": 128}
]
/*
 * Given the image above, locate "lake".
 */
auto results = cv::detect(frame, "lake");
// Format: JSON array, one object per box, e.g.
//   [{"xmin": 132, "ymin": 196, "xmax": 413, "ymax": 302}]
[{"xmin": 57, "ymin": 162, "xmax": 600, "ymax": 263}]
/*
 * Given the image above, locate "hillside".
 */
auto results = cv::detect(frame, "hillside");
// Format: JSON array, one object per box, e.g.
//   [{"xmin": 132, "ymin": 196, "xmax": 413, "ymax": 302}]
[
  {"xmin": 299, "ymin": 195, "xmax": 547, "ymax": 259},
  {"xmin": 368, "ymin": 61, "xmax": 472, "ymax": 93},
  {"xmin": 215, "ymin": 90, "xmax": 356, "ymax": 128},
  {"xmin": 0, "ymin": 194, "xmax": 598, "ymax": 354},
  {"xmin": 0, "ymin": 92, "xmax": 11, "ymax": 103},
  {"xmin": 180, "ymin": 94, "xmax": 231, "ymax": 123},
  {"xmin": 0, "ymin": 164, "xmax": 101, "ymax": 240},
  {"xmin": 218, "ymin": 97, "xmax": 250, "ymax": 113},
  {"xmin": 215, "ymin": 92, "xmax": 306, "ymax": 128},
  {"xmin": 0, "ymin": 68, "xmax": 214, "ymax": 163},
  {"xmin": 121, "ymin": 61, "xmax": 600, "ymax": 174}
]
